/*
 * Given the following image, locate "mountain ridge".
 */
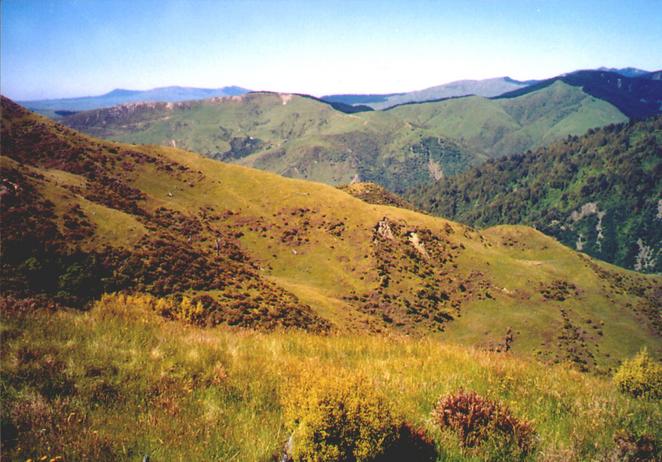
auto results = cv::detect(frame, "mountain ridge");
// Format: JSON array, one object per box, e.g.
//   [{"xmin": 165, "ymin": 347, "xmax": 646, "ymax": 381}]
[
  {"xmin": 323, "ymin": 76, "xmax": 529, "ymax": 109},
  {"xmin": 496, "ymin": 69, "xmax": 662, "ymax": 119}
]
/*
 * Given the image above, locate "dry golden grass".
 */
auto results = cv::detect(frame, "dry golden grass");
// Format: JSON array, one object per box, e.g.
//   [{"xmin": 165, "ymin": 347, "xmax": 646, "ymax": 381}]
[{"xmin": 1, "ymin": 295, "xmax": 660, "ymax": 461}]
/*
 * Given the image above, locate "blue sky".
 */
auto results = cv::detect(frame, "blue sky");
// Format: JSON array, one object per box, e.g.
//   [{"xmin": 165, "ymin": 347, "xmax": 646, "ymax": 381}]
[{"xmin": 2, "ymin": 0, "xmax": 661, "ymax": 100}]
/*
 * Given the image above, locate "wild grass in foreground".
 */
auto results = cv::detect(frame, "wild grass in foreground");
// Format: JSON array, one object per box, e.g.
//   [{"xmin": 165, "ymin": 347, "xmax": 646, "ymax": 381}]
[{"xmin": 0, "ymin": 294, "xmax": 660, "ymax": 461}]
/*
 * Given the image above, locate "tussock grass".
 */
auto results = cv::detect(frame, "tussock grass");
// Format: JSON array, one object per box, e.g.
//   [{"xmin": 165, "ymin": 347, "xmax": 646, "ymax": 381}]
[{"xmin": 1, "ymin": 297, "xmax": 660, "ymax": 461}]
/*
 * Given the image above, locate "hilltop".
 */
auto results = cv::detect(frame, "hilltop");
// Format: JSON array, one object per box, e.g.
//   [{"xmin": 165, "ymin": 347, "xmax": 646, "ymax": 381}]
[
  {"xmin": 338, "ymin": 182, "xmax": 418, "ymax": 210},
  {"xmin": 2, "ymin": 301, "xmax": 660, "ymax": 461},
  {"xmin": 2, "ymin": 96, "xmax": 660, "ymax": 373},
  {"xmin": 408, "ymin": 117, "xmax": 662, "ymax": 273},
  {"xmin": 59, "ymin": 81, "xmax": 628, "ymax": 192}
]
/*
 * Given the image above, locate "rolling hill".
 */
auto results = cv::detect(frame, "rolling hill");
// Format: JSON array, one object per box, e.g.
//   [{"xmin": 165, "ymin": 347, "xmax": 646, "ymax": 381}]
[
  {"xmin": 385, "ymin": 80, "xmax": 628, "ymax": 158},
  {"xmin": 60, "ymin": 92, "xmax": 485, "ymax": 192},
  {"xmin": 323, "ymin": 76, "xmax": 530, "ymax": 109},
  {"xmin": 59, "ymin": 81, "xmax": 628, "ymax": 192},
  {"xmin": 408, "ymin": 117, "xmax": 662, "ymax": 273},
  {"xmin": 18, "ymin": 85, "xmax": 250, "ymax": 118},
  {"xmin": 2, "ymin": 96, "xmax": 660, "ymax": 373}
]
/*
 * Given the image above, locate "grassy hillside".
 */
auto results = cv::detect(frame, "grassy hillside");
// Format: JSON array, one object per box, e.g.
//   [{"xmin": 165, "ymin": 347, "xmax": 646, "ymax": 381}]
[
  {"xmin": 408, "ymin": 117, "xmax": 662, "ymax": 273},
  {"xmin": 388, "ymin": 81, "xmax": 628, "ymax": 158},
  {"xmin": 60, "ymin": 83, "xmax": 627, "ymax": 191},
  {"xmin": 2, "ymin": 96, "xmax": 660, "ymax": 371},
  {"xmin": 61, "ymin": 92, "xmax": 481, "ymax": 192},
  {"xmin": 1, "ymin": 299, "xmax": 660, "ymax": 461}
]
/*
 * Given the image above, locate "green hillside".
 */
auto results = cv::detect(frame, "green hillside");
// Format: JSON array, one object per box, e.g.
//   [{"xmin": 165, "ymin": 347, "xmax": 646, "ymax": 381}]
[
  {"xmin": 409, "ymin": 117, "xmax": 662, "ymax": 273},
  {"xmin": 388, "ymin": 81, "xmax": 628, "ymax": 158},
  {"xmin": 62, "ymin": 92, "xmax": 483, "ymax": 193},
  {"xmin": 2, "ymin": 96, "xmax": 660, "ymax": 366},
  {"xmin": 61, "ymin": 82, "xmax": 627, "ymax": 192}
]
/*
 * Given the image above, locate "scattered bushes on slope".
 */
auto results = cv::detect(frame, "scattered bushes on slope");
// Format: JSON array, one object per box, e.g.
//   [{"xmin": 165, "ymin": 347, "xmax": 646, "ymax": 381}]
[
  {"xmin": 281, "ymin": 373, "xmax": 436, "ymax": 461},
  {"xmin": 613, "ymin": 349, "xmax": 662, "ymax": 399},
  {"xmin": 432, "ymin": 390, "xmax": 536, "ymax": 459}
]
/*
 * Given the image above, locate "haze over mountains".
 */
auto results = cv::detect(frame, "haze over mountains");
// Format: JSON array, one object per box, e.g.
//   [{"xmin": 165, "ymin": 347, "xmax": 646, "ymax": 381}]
[
  {"xmin": 21, "ymin": 67, "xmax": 656, "ymax": 116},
  {"xmin": 19, "ymin": 85, "xmax": 250, "ymax": 118}
]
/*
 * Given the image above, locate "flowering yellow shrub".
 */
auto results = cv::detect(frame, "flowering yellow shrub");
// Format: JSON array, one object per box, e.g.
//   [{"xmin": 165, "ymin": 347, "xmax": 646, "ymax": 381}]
[
  {"xmin": 92, "ymin": 293, "xmax": 205, "ymax": 325},
  {"xmin": 176, "ymin": 296, "xmax": 204, "ymax": 323},
  {"xmin": 613, "ymin": 349, "xmax": 662, "ymax": 399},
  {"xmin": 92, "ymin": 293, "xmax": 159, "ymax": 321},
  {"xmin": 282, "ymin": 373, "xmax": 400, "ymax": 462}
]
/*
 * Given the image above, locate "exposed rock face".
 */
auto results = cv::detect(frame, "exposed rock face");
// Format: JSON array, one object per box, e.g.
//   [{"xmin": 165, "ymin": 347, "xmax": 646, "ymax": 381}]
[
  {"xmin": 375, "ymin": 217, "xmax": 395, "ymax": 241},
  {"xmin": 428, "ymin": 158, "xmax": 444, "ymax": 181},
  {"xmin": 570, "ymin": 202, "xmax": 607, "ymax": 250},
  {"xmin": 570, "ymin": 202, "xmax": 599, "ymax": 222},
  {"xmin": 408, "ymin": 232, "xmax": 429, "ymax": 258},
  {"xmin": 634, "ymin": 239, "xmax": 658, "ymax": 272}
]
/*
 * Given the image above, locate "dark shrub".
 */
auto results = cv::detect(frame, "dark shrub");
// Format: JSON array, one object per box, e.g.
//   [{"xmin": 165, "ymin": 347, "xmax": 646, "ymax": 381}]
[
  {"xmin": 614, "ymin": 430, "xmax": 659, "ymax": 461},
  {"xmin": 432, "ymin": 390, "xmax": 535, "ymax": 456}
]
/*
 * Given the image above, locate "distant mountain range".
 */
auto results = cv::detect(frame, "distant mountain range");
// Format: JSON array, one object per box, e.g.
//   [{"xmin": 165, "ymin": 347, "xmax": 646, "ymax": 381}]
[
  {"xmin": 323, "ymin": 68, "xmax": 657, "ymax": 110},
  {"xmin": 597, "ymin": 67, "xmax": 653, "ymax": 78},
  {"xmin": 17, "ymin": 67, "xmax": 657, "ymax": 118},
  {"xmin": 323, "ymin": 77, "xmax": 532, "ymax": 110},
  {"xmin": 19, "ymin": 85, "xmax": 250, "ymax": 117}
]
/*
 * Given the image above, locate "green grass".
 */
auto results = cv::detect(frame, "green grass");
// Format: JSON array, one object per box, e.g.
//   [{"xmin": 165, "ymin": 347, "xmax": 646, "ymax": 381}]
[{"xmin": 1, "ymin": 298, "xmax": 660, "ymax": 461}]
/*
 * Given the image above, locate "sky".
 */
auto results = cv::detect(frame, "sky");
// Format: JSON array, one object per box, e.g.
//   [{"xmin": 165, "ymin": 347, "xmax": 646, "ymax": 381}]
[{"xmin": 1, "ymin": 0, "xmax": 661, "ymax": 101}]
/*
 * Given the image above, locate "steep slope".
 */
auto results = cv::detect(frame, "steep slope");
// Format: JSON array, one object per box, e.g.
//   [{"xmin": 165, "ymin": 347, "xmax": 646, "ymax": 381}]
[
  {"xmin": 1, "ymin": 96, "xmax": 660, "ymax": 373},
  {"xmin": 409, "ymin": 117, "xmax": 662, "ymax": 273},
  {"xmin": 498, "ymin": 69, "xmax": 662, "ymax": 119},
  {"xmin": 62, "ymin": 92, "xmax": 483, "ymax": 192},
  {"xmin": 19, "ymin": 85, "xmax": 250, "ymax": 118},
  {"xmin": 323, "ymin": 77, "xmax": 529, "ymax": 109}
]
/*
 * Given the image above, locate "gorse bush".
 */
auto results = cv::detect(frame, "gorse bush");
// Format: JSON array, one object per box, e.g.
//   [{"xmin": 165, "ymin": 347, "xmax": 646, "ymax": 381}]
[
  {"xmin": 282, "ymin": 373, "xmax": 400, "ymax": 461},
  {"xmin": 613, "ymin": 349, "xmax": 662, "ymax": 399},
  {"xmin": 432, "ymin": 390, "xmax": 536, "ymax": 458},
  {"xmin": 93, "ymin": 292, "xmax": 205, "ymax": 324},
  {"xmin": 281, "ymin": 373, "xmax": 436, "ymax": 462}
]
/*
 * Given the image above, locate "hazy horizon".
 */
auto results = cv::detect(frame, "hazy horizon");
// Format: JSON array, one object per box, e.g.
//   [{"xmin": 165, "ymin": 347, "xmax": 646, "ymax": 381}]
[{"xmin": 2, "ymin": 0, "xmax": 661, "ymax": 101}]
